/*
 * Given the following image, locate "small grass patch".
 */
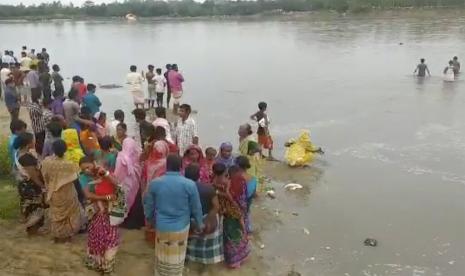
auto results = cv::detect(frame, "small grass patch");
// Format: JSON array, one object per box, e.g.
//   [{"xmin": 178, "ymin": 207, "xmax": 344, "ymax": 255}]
[{"xmin": 0, "ymin": 177, "xmax": 19, "ymax": 220}]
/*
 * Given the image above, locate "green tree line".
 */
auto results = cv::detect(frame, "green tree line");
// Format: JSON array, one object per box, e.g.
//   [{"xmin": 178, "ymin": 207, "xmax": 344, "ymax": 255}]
[{"xmin": 0, "ymin": 0, "xmax": 464, "ymax": 18}]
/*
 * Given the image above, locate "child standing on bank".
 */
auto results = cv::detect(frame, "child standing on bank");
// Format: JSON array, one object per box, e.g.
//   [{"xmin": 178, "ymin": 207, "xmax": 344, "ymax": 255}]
[
  {"xmin": 154, "ymin": 68, "xmax": 166, "ymax": 108},
  {"xmin": 250, "ymin": 101, "xmax": 274, "ymax": 160}
]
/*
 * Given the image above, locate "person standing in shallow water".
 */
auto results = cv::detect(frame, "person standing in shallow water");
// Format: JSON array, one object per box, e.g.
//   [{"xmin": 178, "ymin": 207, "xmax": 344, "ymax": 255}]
[
  {"xmin": 443, "ymin": 60, "xmax": 455, "ymax": 82},
  {"xmin": 126, "ymin": 65, "xmax": 145, "ymax": 110},
  {"xmin": 452, "ymin": 56, "xmax": 460, "ymax": 75},
  {"xmin": 167, "ymin": 64, "xmax": 184, "ymax": 114},
  {"xmin": 146, "ymin": 65, "xmax": 156, "ymax": 109},
  {"xmin": 164, "ymin": 64, "xmax": 172, "ymax": 108},
  {"xmin": 413, "ymin": 58, "xmax": 430, "ymax": 77}
]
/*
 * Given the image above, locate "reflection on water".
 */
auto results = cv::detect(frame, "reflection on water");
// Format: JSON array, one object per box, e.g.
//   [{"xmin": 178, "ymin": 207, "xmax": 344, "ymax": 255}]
[{"xmin": 1, "ymin": 11, "xmax": 464, "ymax": 275}]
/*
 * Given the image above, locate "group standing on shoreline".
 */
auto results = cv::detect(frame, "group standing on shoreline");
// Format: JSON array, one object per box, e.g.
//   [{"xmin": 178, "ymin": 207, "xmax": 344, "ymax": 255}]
[{"xmin": 1, "ymin": 46, "xmax": 278, "ymax": 275}]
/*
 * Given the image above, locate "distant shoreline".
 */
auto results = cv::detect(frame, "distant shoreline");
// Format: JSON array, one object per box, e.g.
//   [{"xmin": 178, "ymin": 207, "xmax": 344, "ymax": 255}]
[{"xmin": 0, "ymin": 7, "xmax": 464, "ymax": 22}]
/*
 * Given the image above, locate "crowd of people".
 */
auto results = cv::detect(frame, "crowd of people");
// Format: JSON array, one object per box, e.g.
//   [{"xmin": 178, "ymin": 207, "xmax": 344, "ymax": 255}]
[
  {"xmin": 413, "ymin": 56, "xmax": 461, "ymax": 81},
  {"xmin": 1, "ymin": 46, "xmax": 275, "ymax": 275}
]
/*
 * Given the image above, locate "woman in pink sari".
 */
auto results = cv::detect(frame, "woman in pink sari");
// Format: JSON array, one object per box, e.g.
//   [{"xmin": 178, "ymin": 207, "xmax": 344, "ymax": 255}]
[
  {"xmin": 141, "ymin": 126, "xmax": 171, "ymax": 192},
  {"xmin": 182, "ymin": 145, "xmax": 211, "ymax": 184},
  {"xmin": 114, "ymin": 137, "xmax": 145, "ymax": 230}
]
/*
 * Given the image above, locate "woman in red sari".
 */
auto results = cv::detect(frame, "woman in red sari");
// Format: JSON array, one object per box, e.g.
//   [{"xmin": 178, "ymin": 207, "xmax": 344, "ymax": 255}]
[{"xmin": 182, "ymin": 145, "xmax": 210, "ymax": 184}]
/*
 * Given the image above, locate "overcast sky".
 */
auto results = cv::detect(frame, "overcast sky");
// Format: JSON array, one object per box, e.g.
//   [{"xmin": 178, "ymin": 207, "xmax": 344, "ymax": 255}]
[{"xmin": 3, "ymin": 0, "xmax": 121, "ymax": 6}]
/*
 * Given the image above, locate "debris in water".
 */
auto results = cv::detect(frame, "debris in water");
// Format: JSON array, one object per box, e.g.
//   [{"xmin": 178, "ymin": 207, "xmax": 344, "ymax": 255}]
[
  {"xmin": 287, "ymin": 265, "xmax": 301, "ymax": 276},
  {"xmin": 284, "ymin": 183, "xmax": 303, "ymax": 190},
  {"xmin": 364, "ymin": 238, "xmax": 378, "ymax": 247},
  {"xmin": 260, "ymin": 244, "xmax": 265, "ymax": 249},
  {"xmin": 303, "ymin": 228, "xmax": 310, "ymax": 235},
  {"xmin": 292, "ymin": 212, "xmax": 299, "ymax": 216},
  {"xmin": 325, "ymin": 246, "xmax": 331, "ymax": 250},
  {"xmin": 274, "ymin": 209, "xmax": 280, "ymax": 216},
  {"xmin": 448, "ymin": 260, "xmax": 455, "ymax": 265},
  {"xmin": 266, "ymin": 190, "xmax": 276, "ymax": 199},
  {"xmin": 310, "ymin": 257, "xmax": 315, "ymax": 261},
  {"xmin": 99, "ymin": 84, "xmax": 123, "ymax": 89}
]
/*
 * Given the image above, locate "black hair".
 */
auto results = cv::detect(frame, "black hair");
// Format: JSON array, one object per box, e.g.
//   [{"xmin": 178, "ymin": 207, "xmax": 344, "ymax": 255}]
[
  {"xmin": 228, "ymin": 165, "xmax": 241, "ymax": 177},
  {"xmin": 258, "ymin": 101, "xmax": 267, "ymax": 111},
  {"xmin": 52, "ymin": 89, "xmax": 62, "ymax": 98},
  {"xmin": 42, "ymin": 48, "xmax": 46, "ymax": 51},
  {"xmin": 117, "ymin": 122, "xmax": 127, "ymax": 131},
  {"xmin": 42, "ymin": 97, "xmax": 53, "ymax": 107},
  {"xmin": 52, "ymin": 139, "xmax": 67, "ymax": 158},
  {"xmin": 155, "ymin": 107, "xmax": 166, "ymax": 118},
  {"xmin": 97, "ymin": 112, "xmax": 106, "ymax": 121},
  {"xmin": 205, "ymin": 147, "xmax": 217, "ymax": 156},
  {"xmin": 99, "ymin": 136, "xmax": 113, "ymax": 151},
  {"xmin": 156, "ymin": 68, "xmax": 162, "ymax": 74},
  {"xmin": 72, "ymin": 76, "xmax": 80, "ymax": 82},
  {"xmin": 68, "ymin": 89, "xmax": 78, "ymax": 100},
  {"xmin": 449, "ymin": 60, "xmax": 454, "ymax": 65},
  {"xmin": 21, "ymin": 51, "xmax": 27, "ymax": 57},
  {"xmin": 14, "ymin": 132, "xmax": 34, "ymax": 150},
  {"xmin": 212, "ymin": 162, "xmax": 227, "ymax": 176},
  {"xmin": 80, "ymin": 106, "xmax": 92, "ymax": 117},
  {"xmin": 148, "ymin": 64, "xmax": 154, "ymax": 69},
  {"xmin": 453, "ymin": 56, "xmax": 458, "ymax": 60},
  {"xmin": 79, "ymin": 155, "xmax": 94, "ymax": 166},
  {"xmin": 130, "ymin": 65, "xmax": 137, "ymax": 72},
  {"xmin": 87, "ymin": 83, "xmax": 96, "ymax": 91},
  {"xmin": 185, "ymin": 164, "xmax": 200, "ymax": 182},
  {"xmin": 52, "ymin": 64, "xmax": 59, "ymax": 71},
  {"xmin": 22, "ymin": 46, "xmax": 27, "ymax": 50},
  {"xmin": 47, "ymin": 121, "xmax": 63, "ymax": 138},
  {"xmin": 10, "ymin": 119, "xmax": 27, "ymax": 134},
  {"xmin": 172, "ymin": 64, "xmax": 178, "ymax": 70},
  {"xmin": 154, "ymin": 126, "xmax": 166, "ymax": 140},
  {"xmin": 132, "ymin": 108, "xmax": 146, "ymax": 120},
  {"xmin": 420, "ymin": 58, "xmax": 425, "ymax": 63},
  {"xmin": 144, "ymin": 125, "xmax": 156, "ymax": 142},
  {"xmin": 166, "ymin": 154, "xmax": 182, "ymax": 172},
  {"xmin": 166, "ymin": 64, "xmax": 172, "ymax": 70},
  {"xmin": 114, "ymin": 109, "xmax": 124, "ymax": 121},
  {"xmin": 179, "ymin": 104, "xmax": 191, "ymax": 114},
  {"xmin": 235, "ymin": 155, "xmax": 251, "ymax": 170}
]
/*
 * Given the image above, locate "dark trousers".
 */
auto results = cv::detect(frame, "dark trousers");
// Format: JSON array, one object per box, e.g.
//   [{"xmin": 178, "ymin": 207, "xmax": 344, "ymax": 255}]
[
  {"xmin": 8, "ymin": 106, "xmax": 20, "ymax": 121},
  {"xmin": 156, "ymin": 92, "xmax": 164, "ymax": 107},
  {"xmin": 34, "ymin": 131, "xmax": 45, "ymax": 155},
  {"xmin": 31, "ymin": 87, "xmax": 41, "ymax": 100}
]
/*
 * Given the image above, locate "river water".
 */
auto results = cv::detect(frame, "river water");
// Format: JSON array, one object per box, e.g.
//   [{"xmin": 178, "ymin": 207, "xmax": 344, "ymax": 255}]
[{"xmin": 1, "ymin": 12, "xmax": 464, "ymax": 276}]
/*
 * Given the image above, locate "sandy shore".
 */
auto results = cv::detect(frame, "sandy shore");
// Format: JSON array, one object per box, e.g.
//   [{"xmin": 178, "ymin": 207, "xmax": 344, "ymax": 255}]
[{"xmin": 0, "ymin": 103, "xmax": 319, "ymax": 276}]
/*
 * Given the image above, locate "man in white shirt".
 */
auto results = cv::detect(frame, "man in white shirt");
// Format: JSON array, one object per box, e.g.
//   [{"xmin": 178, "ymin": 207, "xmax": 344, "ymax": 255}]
[
  {"xmin": 175, "ymin": 104, "xmax": 198, "ymax": 155},
  {"xmin": 1, "ymin": 50, "xmax": 15, "ymax": 64},
  {"xmin": 154, "ymin": 68, "xmax": 167, "ymax": 108}
]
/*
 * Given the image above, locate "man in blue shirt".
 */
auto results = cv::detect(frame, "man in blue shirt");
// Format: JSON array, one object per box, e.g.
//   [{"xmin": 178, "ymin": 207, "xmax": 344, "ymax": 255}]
[
  {"xmin": 144, "ymin": 154, "xmax": 204, "ymax": 275},
  {"xmin": 82, "ymin": 83, "xmax": 101, "ymax": 116},
  {"xmin": 4, "ymin": 78, "xmax": 20, "ymax": 120}
]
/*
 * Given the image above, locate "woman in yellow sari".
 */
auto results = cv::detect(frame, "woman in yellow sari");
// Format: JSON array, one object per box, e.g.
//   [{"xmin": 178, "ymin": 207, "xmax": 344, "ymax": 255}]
[
  {"xmin": 62, "ymin": 128, "xmax": 85, "ymax": 165},
  {"xmin": 41, "ymin": 139, "xmax": 83, "ymax": 243},
  {"xmin": 62, "ymin": 128, "xmax": 86, "ymax": 203}
]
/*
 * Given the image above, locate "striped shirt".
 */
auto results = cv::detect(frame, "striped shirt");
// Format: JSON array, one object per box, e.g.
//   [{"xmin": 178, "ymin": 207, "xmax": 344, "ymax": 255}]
[
  {"xmin": 175, "ymin": 117, "xmax": 198, "ymax": 155},
  {"xmin": 26, "ymin": 102, "xmax": 45, "ymax": 133}
]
